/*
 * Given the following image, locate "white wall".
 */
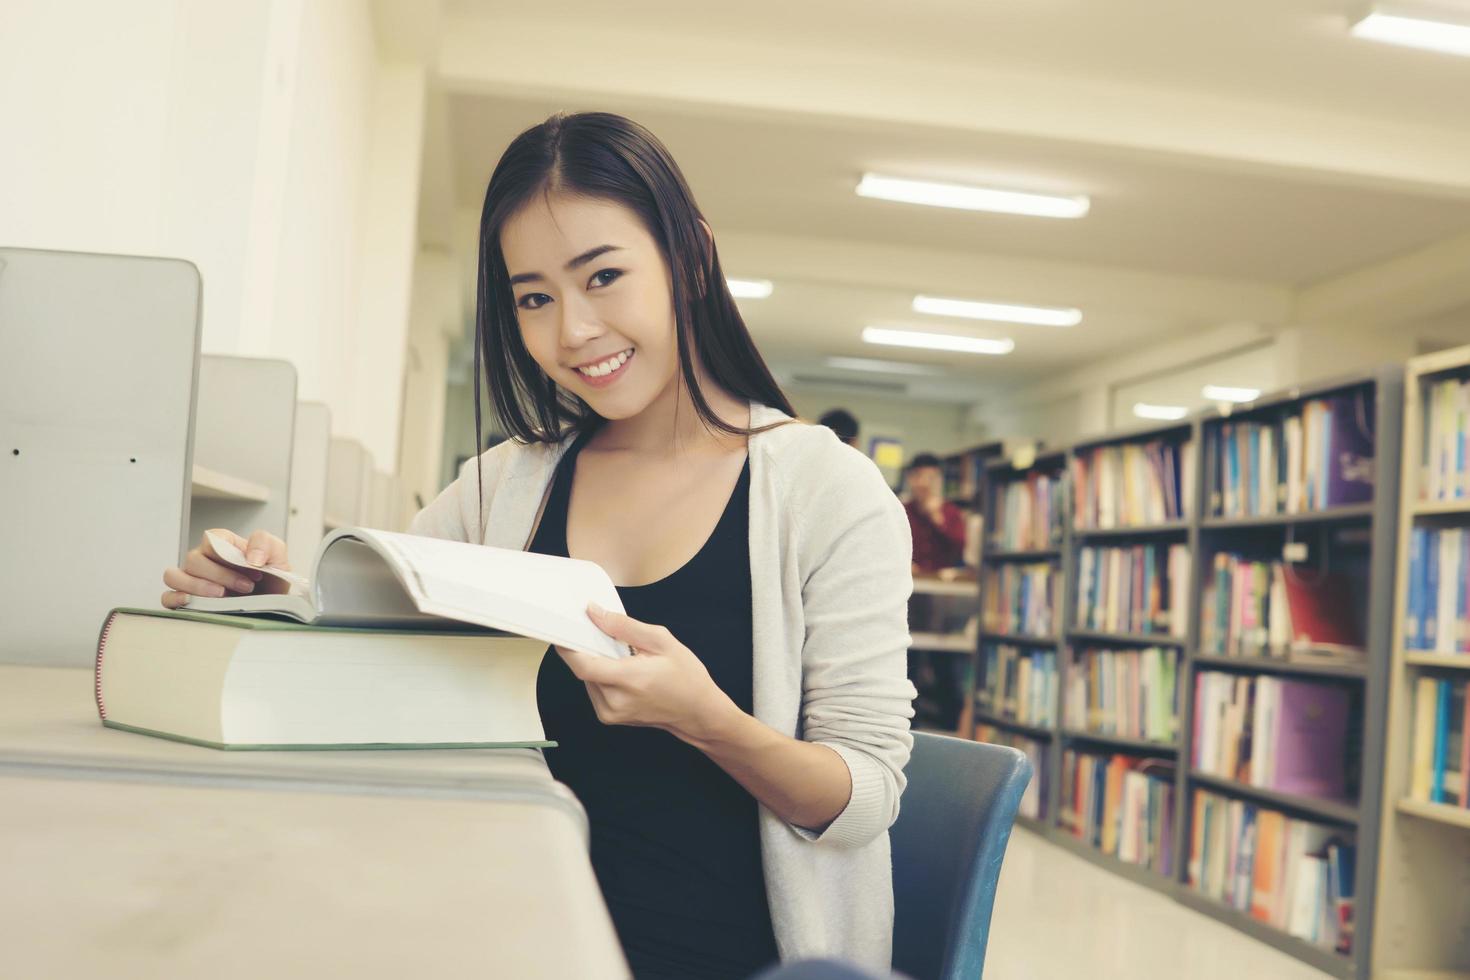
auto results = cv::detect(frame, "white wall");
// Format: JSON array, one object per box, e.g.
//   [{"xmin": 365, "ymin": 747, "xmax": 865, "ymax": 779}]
[{"xmin": 1, "ymin": 0, "xmax": 426, "ymax": 479}]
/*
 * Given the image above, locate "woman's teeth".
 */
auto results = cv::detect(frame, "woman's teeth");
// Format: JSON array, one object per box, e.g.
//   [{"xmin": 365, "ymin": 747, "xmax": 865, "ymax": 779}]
[{"xmin": 577, "ymin": 349, "xmax": 633, "ymax": 378}]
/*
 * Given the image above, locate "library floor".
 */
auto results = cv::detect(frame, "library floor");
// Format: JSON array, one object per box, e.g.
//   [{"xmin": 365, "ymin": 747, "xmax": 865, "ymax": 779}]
[{"xmin": 985, "ymin": 828, "xmax": 1333, "ymax": 980}]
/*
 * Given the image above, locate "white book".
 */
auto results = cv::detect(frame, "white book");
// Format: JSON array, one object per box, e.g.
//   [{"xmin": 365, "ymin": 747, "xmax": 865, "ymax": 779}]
[
  {"xmin": 1439, "ymin": 529, "xmax": 1458, "ymax": 655},
  {"xmin": 187, "ymin": 527, "xmax": 632, "ymax": 660}
]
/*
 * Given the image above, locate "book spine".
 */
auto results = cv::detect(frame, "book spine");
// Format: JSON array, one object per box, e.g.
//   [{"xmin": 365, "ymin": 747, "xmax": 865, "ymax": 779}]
[
  {"xmin": 94, "ymin": 608, "xmax": 120, "ymax": 720},
  {"xmin": 1433, "ymin": 679, "xmax": 1450, "ymax": 804}
]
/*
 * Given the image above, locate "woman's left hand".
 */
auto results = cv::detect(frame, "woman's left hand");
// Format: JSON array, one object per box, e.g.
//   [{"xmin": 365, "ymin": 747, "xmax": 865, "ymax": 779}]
[{"xmin": 556, "ymin": 603, "xmax": 739, "ymax": 744}]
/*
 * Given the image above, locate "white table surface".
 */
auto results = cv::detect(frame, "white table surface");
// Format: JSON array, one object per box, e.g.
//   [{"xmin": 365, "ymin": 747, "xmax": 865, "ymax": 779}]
[{"xmin": 1, "ymin": 771, "xmax": 629, "ymax": 979}]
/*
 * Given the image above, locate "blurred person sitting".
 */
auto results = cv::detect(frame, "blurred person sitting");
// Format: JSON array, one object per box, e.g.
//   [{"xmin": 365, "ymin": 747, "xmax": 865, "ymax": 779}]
[
  {"xmin": 817, "ymin": 408, "xmax": 859, "ymax": 448},
  {"xmin": 904, "ymin": 452, "xmax": 966, "ymax": 574}
]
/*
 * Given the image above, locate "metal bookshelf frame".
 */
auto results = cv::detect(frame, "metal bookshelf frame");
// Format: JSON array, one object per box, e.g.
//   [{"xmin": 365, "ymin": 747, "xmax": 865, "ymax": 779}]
[{"xmin": 968, "ymin": 368, "xmax": 1404, "ymax": 980}]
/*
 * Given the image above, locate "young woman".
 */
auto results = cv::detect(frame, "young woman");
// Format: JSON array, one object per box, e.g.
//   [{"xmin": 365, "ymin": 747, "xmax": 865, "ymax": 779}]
[{"xmin": 161, "ymin": 112, "xmax": 916, "ymax": 979}]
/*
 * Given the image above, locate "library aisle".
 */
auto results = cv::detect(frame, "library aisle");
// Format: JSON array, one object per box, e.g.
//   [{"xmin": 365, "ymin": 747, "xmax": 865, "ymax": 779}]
[{"xmin": 988, "ymin": 828, "xmax": 1333, "ymax": 980}]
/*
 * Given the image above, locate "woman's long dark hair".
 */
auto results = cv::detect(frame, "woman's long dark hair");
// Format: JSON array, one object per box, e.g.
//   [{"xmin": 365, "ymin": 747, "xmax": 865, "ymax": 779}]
[{"xmin": 471, "ymin": 112, "xmax": 795, "ymax": 487}]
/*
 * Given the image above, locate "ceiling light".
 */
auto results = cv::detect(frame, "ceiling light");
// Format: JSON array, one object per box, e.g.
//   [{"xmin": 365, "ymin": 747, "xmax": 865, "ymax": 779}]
[
  {"xmin": 912, "ymin": 294, "xmax": 1082, "ymax": 327},
  {"xmin": 1202, "ymin": 384, "xmax": 1261, "ymax": 403},
  {"xmin": 726, "ymin": 278, "xmax": 773, "ymax": 299},
  {"xmin": 824, "ymin": 356, "xmax": 942, "ymax": 376},
  {"xmin": 1133, "ymin": 403, "xmax": 1189, "ymax": 421},
  {"xmin": 857, "ymin": 173, "xmax": 1090, "ymax": 219},
  {"xmin": 1351, "ymin": 4, "xmax": 1470, "ymax": 56},
  {"xmin": 862, "ymin": 326, "xmax": 1014, "ymax": 356}
]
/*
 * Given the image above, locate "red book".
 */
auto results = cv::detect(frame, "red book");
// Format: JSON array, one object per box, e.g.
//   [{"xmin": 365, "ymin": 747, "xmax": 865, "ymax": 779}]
[{"xmin": 1281, "ymin": 570, "xmax": 1363, "ymax": 650}]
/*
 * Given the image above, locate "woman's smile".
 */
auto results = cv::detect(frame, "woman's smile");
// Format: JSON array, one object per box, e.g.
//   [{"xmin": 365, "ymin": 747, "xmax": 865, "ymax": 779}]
[{"xmin": 573, "ymin": 346, "xmax": 635, "ymax": 388}]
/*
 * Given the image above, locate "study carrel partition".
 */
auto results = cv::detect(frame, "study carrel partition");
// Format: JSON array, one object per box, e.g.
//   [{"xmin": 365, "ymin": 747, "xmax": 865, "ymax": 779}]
[
  {"xmin": 188, "ymin": 354, "xmax": 296, "ymax": 555},
  {"xmin": 0, "ymin": 247, "xmax": 200, "ymax": 667}
]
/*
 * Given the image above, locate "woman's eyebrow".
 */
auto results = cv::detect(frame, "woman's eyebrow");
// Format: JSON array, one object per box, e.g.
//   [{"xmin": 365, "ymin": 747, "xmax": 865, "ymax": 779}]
[{"xmin": 509, "ymin": 244, "xmax": 625, "ymax": 286}]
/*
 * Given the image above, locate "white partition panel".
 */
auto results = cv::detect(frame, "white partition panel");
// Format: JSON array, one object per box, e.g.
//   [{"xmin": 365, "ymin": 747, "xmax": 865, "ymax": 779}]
[
  {"xmin": 325, "ymin": 437, "xmax": 366, "ymax": 532},
  {"xmin": 0, "ymin": 247, "xmax": 201, "ymax": 666},
  {"xmin": 286, "ymin": 402, "xmax": 330, "ymax": 568},
  {"xmin": 187, "ymin": 355, "xmax": 296, "ymax": 551}
]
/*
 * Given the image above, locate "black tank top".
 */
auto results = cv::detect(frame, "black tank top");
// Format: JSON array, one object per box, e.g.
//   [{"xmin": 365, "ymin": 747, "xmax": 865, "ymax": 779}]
[{"xmin": 528, "ymin": 430, "xmax": 778, "ymax": 980}]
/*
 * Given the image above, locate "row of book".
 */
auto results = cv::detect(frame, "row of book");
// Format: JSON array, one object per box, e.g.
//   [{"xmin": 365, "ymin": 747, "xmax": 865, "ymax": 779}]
[
  {"xmin": 977, "ymin": 645, "xmax": 1058, "ymax": 728},
  {"xmin": 1203, "ymin": 392, "xmax": 1375, "ymax": 518},
  {"xmin": 1420, "ymin": 373, "xmax": 1470, "ymax": 502},
  {"xmin": 1074, "ymin": 544, "xmax": 1189, "ymax": 638},
  {"xmin": 981, "ymin": 562, "xmax": 1059, "ymax": 638},
  {"xmin": 1064, "ymin": 647, "xmax": 1180, "ymax": 744},
  {"xmin": 1199, "ymin": 554, "xmax": 1363, "ymax": 659},
  {"xmin": 1411, "ymin": 677, "xmax": 1468, "ymax": 807},
  {"xmin": 976, "ymin": 723, "xmax": 1048, "ymax": 819},
  {"xmin": 989, "ymin": 472, "xmax": 1065, "ymax": 552},
  {"xmin": 1405, "ymin": 526, "xmax": 1470, "ymax": 654},
  {"xmin": 1059, "ymin": 750, "xmax": 1176, "ymax": 877},
  {"xmin": 1192, "ymin": 671, "xmax": 1354, "ymax": 802},
  {"xmin": 1188, "ymin": 789, "xmax": 1355, "ymax": 955},
  {"xmin": 941, "ymin": 451, "xmax": 989, "ymax": 504},
  {"xmin": 1069, "ymin": 438, "xmax": 1195, "ymax": 530}
]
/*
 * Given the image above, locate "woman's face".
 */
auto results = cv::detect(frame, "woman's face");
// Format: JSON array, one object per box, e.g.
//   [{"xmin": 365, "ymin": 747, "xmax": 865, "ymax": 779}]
[{"xmin": 501, "ymin": 192, "xmax": 680, "ymax": 422}]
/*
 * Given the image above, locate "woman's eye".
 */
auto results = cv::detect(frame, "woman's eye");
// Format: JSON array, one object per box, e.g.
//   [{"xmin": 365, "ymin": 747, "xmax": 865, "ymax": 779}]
[
  {"xmin": 589, "ymin": 268, "xmax": 623, "ymax": 288},
  {"xmin": 516, "ymin": 293, "xmax": 551, "ymax": 311}
]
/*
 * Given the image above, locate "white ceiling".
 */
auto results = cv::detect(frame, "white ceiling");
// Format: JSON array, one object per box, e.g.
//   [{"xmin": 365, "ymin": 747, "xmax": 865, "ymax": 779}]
[{"xmin": 426, "ymin": 0, "xmax": 1470, "ymax": 395}]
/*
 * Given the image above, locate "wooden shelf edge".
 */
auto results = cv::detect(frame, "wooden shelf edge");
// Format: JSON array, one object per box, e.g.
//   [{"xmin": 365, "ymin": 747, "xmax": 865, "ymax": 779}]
[
  {"xmin": 1201, "ymin": 504, "xmax": 1374, "ymax": 529},
  {"xmin": 911, "ymin": 579, "xmax": 981, "ymax": 598},
  {"xmin": 1067, "ymin": 629, "xmax": 1186, "ymax": 647},
  {"xmin": 191, "ymin": 464, "xmax": 272, "ymax": 503},
  {"xmin": 1191, "ymin": 653, "xmax": 1368, "ymax": 679},
  {"xmin": 1061, "ymin": 728, "xmax": 1179, "ymax": 754},
  {"xmin": 909, "ymin": 633, "xmax": 976, "ymax": 654},
  {"xmin": 1403, "ymin": 652, "xmax": 1470, "ymax": 671},
  {"xmin": 972, "ymin": 709, "xmax": 1054, "ymax": 740},
  {"xmin": 1189, "ymin": 772, "xmax": 1359, "ymax": 826},
  {"xmin": 1395, "ymin": 798, "xmax": 1470, "ymax": 831}
]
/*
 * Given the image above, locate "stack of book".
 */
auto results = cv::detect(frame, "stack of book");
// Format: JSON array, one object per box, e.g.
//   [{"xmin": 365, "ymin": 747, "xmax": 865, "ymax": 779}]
[
  {"xmin": 991, "ymin": 472, "xmax": 1065, "ymax": 551},
  {"xmin": 1410, "ymin": 676, "xmax": 1468, "ymax": 807},
  {"xmin": 981, "ymin": 562, "xmax": 1059, "ymax": 637},
  {"xmin": 978, "ymin": 644, "xmax": 1058, "ymax": 727},
  {"xmin": 1192, "ymin": 672, "xmax": 1353, "ymax": 802},
  {"xmin": 1188, "ymin": 789, "xmax": 1355, "ymax": 954},
  {"xmin": 1070, "ymin": 438, "xmax": 1194, "ymax": 529},
  {"xmin": 1074, "ymin": 544, "xmax": 1189, "ymax": 637},
  {"xmin": 1200, "ymin": 554, "xmax": 1364, "ymax": 660},
  {"xmin": 1064, "ymin": 647, "xmax": 1179, "ymax": 743},
  {"xmin": 1405, "ymin": 527, "xmax": 1470, "ymax": 653},
  {"xmin": 1420, "ymin": 373, "xmax": 1470, "ymax": 501},
  {"xmin": 1060, "ymin": 750, "xmax": 1176, "ymax": 875},
  {"xmin": 1204, "ymin": 392, "xmax": 1375, "ymax": 517},
  {"xmin": 976, "ymin": 723, "xmax": 1048, "ymax": 819},
  {"xmin": 94, "ymin": 527, "xmax": 628, "ymax": 750}
]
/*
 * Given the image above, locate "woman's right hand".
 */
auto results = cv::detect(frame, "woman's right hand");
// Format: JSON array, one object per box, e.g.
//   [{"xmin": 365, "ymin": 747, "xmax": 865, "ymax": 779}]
[{"xmin": 161, "ymin": 529, "xmax": 291, "ymax": 609}]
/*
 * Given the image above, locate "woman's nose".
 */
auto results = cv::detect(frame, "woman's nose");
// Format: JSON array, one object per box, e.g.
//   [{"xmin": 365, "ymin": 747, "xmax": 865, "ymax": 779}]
[{"xmin": 558, "ymin": 293, "xmax": 604, "ymax": 348}]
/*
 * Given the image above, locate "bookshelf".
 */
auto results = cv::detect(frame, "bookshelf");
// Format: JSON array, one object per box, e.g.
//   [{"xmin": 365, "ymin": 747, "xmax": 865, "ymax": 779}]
[
  {"xmin": 973, "ymin": 449, "xmax": 1067, "ymax": 826},
  {"xmin": 1374, "ymin": 347, "xmax": 1470, "ymax": 980},
  {"xmin": 968, "ymin": 369, "xmax": 1404, "ymax": 978},
  {"xmin": 907, "ymin": 441, "xmax": 1006, "ymax": 738}
]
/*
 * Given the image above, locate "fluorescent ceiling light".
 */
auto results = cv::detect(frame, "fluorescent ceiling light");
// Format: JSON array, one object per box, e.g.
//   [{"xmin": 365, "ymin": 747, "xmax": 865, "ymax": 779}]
[
  {"xmin": 825, "ymin": 356, "xmax": 942, "ymax": 376},
  {"xmin": 913, "ymin": 294, "xmax": 1082, "ymax": 327},
  {"xmin": 862, "ymin": 326, "xmax": 1014, "ymax": 356},
  {"xmin": 857, "ymin": 173, "xmax": 1090, "ymax": 219},
  {"xmin": 726, "ymin": 278, "xmax": 773, "ymax": 299},
  {"xmin": 1202, "ymin": 384, "xmax": 1261, "ymax": 403},
  {"xmin": 1351, "ymin": 4, "xmax": 1470, "ymax": 56},
  {"xmin": 1133, "ymin": 403, "xmax": 1189, "ymax": 421}
]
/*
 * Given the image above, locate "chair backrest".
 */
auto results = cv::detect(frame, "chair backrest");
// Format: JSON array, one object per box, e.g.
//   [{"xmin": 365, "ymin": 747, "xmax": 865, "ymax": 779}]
[{"xmin": 891, "ymin": 732, "xmax": 1032, "ymax": 980}]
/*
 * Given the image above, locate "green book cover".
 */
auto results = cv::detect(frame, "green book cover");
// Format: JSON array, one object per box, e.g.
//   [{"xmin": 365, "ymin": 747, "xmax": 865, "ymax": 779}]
[{"xmin": 111, "ymin": 606, "xmax": 508, "ymax": 637}]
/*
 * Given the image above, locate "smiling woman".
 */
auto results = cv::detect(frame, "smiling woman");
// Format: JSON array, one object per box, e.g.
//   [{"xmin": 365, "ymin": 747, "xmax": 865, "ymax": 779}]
[{"xmin": 406, "ymin": 112, "xmax": 918, "ymax": 979}]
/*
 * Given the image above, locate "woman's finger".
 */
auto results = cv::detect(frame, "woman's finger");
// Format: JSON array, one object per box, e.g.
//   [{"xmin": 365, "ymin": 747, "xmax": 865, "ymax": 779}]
[
  {"xmin": 160, "ymin": 590, "xmax": 192, "ymax": 609},
  {"xmin": 245, "ymin": 529, "xmax": 290, "ymax": 569},
  {"xmin": 555, "ymin": 644, "xmax": 622, "ymax": 685},
  {"xmin": 182, "ymin": 551, "xmax": 256, "ymax": 593},
  {"xmin": 164, "ymin": 566, "xmax": 229, "ymax": 598},
  {"xmin": 587, "ymin": 604, "xmax": 672, "ymax": 652}
]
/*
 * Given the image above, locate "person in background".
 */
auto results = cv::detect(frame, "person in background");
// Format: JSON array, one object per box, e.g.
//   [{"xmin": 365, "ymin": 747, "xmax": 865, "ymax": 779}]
[
  {"xmin": 904, "ymin": 452, "xmax": 966, "ymax": 574},
  {"xmin": 817, "ymin": 408, "xmax": 859, "ymax": 448}
]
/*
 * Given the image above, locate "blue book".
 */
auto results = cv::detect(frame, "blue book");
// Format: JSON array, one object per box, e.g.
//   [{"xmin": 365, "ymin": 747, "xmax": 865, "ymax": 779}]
[
  {"xmin": 1408, "ymin": 527, "xmax": 1424, "ymax": 650},
  {"xmin": 1427, "ymin": 529, "xmax": 1440, "ymax": 650},
  {"xmin": 1248, "ymin": 426, "xmax": 1260, "ymax": 515},
  {"xmin": 1461, "ymin": 530, "xmax": 1469, "ymax": 654},
  {"xmin": 1227, "ymin": 428, "xmax": 1240, "ymax": 516},
  {"xmin": 1432, "ymin": 679, "xmax": 1451, "ymax": 803}
]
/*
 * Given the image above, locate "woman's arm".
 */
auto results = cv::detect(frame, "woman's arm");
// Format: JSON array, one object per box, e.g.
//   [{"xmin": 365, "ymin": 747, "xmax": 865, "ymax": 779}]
[{"xmin": 560, "ymin": 606, "xmax": 852, "ymax": 832}]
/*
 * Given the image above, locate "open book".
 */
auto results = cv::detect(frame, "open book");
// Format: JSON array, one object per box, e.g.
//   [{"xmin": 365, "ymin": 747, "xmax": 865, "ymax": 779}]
[{"xmin": 187, "ymin": 528, "xmax": 631, "ymax": 659}]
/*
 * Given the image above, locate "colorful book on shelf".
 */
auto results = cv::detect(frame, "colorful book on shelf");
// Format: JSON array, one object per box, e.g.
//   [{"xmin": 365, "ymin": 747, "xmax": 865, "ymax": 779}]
[
  {"xmin": 1406, "ymin": 526, "xmax": 1470, "ymax": 654},
  {"xmin": 1410, "ymin": 676, "xmax": 1469, "ymax": 807}
]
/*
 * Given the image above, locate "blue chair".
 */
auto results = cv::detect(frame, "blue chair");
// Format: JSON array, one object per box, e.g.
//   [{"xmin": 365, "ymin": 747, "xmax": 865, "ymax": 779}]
[{"xmin": 890, "ymin": 732, "xmax": 1032, "ymax": 980}]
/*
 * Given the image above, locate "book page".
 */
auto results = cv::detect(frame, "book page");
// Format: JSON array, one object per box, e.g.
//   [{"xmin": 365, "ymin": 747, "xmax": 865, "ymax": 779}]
[{"xmin": 357, "ymin": 529, "xmax": 631, "ymax": 659}]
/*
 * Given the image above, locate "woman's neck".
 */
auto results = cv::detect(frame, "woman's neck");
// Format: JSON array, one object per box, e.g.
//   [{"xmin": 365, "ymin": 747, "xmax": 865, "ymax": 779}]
[{"xmin": 594, "ymin": 364, "xmax": 750, "ymax": 458}]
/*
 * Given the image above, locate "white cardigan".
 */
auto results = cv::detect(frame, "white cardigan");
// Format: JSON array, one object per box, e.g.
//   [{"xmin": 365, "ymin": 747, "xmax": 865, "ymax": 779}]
[{"xmin": 407, "ymin": 403, "xmax": 916, "ymax": 970}]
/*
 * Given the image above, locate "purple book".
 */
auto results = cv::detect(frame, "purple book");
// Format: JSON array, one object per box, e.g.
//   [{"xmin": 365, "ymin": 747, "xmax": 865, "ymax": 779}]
[
  {"xmin": 1326, "ymin": 391, "xmax": 1376, "ymax": 507},
  {"xmin": 1270, "ymin": 678, "xmax": 1351, "ymax": 799}
]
